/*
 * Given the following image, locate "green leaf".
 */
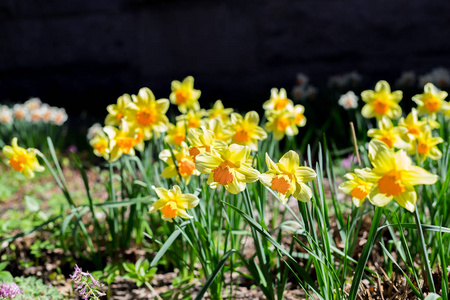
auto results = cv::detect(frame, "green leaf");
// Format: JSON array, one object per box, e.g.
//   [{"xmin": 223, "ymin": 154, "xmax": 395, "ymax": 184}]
[
  {"xmin": 195, "ymin": 250, "xmax": 236, "ymax": 300},
  {"xmin": 150, "ymin": 228, "xmax": 182, "ymax": 268},
  {"xmin": 24, "ymin": 195, "xmax": 40, "ymax": 212},
  {"xmin": 424, "ymin": 293, "xmax": 442, "ymax": 300}
]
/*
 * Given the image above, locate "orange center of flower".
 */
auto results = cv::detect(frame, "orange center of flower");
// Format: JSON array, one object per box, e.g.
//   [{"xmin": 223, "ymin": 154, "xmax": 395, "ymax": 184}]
[
  {"xmin": 234, "ymin": 129, "xmax": 251, "ymax": 143},
  {"xmin": 424, "ymin": 96, "xmax": 440, "ymax": 112},
  {"xmin": 351, "ymin": 185, "xmax": 369, "ymax": 200},
  {"xmin": 136, "ymin": 109, "xmax": 156, "ymax": 126},
  {"xmin": 276, "ymin": 117, "xmax": 290, "ymax": 131},
  {"xmin": 161, "ymin": 201, "xmax": 178, "ymax": 219},
  {"xmin": 188, "ymin": 119, "xmax": 199, "ymax": 129},
  {"xmin": 417, "ymin": 142, "xmax": 429, "ymax": 154},
  {"xmin": 407, "ymin": 125, "xmax": 421, "ymax": 136},
  {"xmin": 213, "ymin": 161, "xmax": 234, "ymax": 186},
  {"xmin": 9, "ymin": 155, "xmax": 28, "ymax": 172},
  {"xmin": 373, "ymin": 98, "xmax": 389, "ymax": 115},
  {"xmin": 274, "ymin": 98, "xmax": 289, "ymax": 110},
  {"xmin": 378, "ymin": 169, "xmax": 405, "ymax": 197},
  {"xmin": 175, "ymin": 90, "xmax": 189, "ymax": 105},
  {"xmin": 178, "ymin": 157, "xmax": 196, "ymax": 177},
  {"xmin": 174, "ymin": 133, "xmax": 185, "ymax": 145},
  {"xmin": 116, "ymin": 136, "xmax": 134, "ymax": 154},
  {"xmin": 379, "ymin": 135, "xmax": 394, "ymax": 148},
  {"xmin": 271, "ymin": 174, "xmax": 291, "ymax": 195},
  {"xmin": 15, "ymin": 111, "xmax": 25, "ymax": 119},
  {"xmin": 294, "ymin": 113, "xmax": 304, "ymax": 125},
  {"xmin": 93, "ymin": 141, "xmax": 108, "ymax": 154},
  {"xmin": 116, "ymin": 112, "xmax": 123, "ymax": 122}
]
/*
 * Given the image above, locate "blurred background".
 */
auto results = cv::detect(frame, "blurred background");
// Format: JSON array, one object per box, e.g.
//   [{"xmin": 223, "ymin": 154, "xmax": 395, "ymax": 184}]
[{"xmin": 1, "ymin": 0, "xmax": 450, "ymax": 122}]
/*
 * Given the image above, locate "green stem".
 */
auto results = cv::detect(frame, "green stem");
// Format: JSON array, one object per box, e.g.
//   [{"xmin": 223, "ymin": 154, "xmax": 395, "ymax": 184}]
[
  {"xmin": 348, "ymin": 206, "xmax": 383, "ymax": 300},
  {"xmin": 413, "ymin": 204, "xmax": 436, "ymax": 293}
]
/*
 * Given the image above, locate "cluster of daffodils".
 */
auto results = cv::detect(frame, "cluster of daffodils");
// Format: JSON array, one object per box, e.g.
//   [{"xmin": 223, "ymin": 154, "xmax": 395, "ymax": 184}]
[
  {"xmin": 291, "ymin": 73, "xmax": 318, "ymax": 101},
  {"xmin": 339, "ymin": 139, "xmax": 437, "ymax": 212},
  {"xmin": 340, "ymin": 79, "xmax": 447, "ymax": 212},
  {"xmin": 263, "ymin": 88, "xmax": 307, "ymax": 140},
  {"xmin": 0, "ymin": 98, "xmax": 68, "ymax": 126},
  {"xmin": 359, "ymin": 80, "xmax": 447, "ymax": 163},
  {"xmin": 85, "ymin": 76, "xmax": 317, "ymax": 222}
]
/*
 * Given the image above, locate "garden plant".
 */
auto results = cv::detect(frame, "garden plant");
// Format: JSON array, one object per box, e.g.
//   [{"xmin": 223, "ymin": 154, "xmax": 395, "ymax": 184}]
[{"xmin": 1, "ymin": 71, "xmax": 450, "ymax": 299}]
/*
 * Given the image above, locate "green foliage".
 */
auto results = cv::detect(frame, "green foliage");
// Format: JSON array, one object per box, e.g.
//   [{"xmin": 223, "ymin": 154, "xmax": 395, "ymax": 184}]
[
  {"xmin": 122, "ymin": 259, "xmax": 157, "ymax": 287},
  {"xmin": 13, "ymin": 276, "xmax": 63, "ymax": 300}
]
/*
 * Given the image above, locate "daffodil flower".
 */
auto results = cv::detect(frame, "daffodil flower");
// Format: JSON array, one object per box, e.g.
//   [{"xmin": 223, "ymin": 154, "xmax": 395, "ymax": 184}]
[
  {"xmin": 159, "ymin": 143, "xmax": 200, "ymax": 184},
  {"xmin": 2, "ymin": 138, "xmax": 44, "ymax": 179},
  {"xmin": 263, "ymin": 88, "xmax": 294, "ymax": 111},
  {"xmin": 292, "ymin": 104, "xmax": 307, "ymax": 127},
  {"xmin": 338, "ymin": 171, "xmax": 373, "ymax": 207},
  {"xmin": 367, "ymin": 117, "xmax": 409, "ymax": 149},
  {"xmin": 176, "ymin": 109, "xmax": 206, "ymax": 130},
  {"xmin": 149, "ymin": 185, "xmax": 199, "ymax": 222},
  {"xmin": 398, "ymin": 108, "xmax": 428, "ymax": 142},
  {"xmin": 124, "ymin": 87, "xmax": 170, "ymax": 140},
  {"xmin": 264, "ymin": 109, "xmax": 298, "ymax": 141},
  {"xmin": 223, "ymin": 111, "xmax": 267, "ymax": 151},
  {"xmin": 207, "ymin": 100, "xmax": 233, "ymax": 122},
  {"xmin": 170, "ymin": 76, "xmax": 201, "ymax": 113},
  {"xmin": 164, "ymin": 121, "xmax": 188, "ymax": 147},
  {"xmin": 104, "ymin": 123, "xmax": 141, "ymax": 162},
  {"xmin": 204, "ymin": 118, "xmax": 228, "ymax": 142},
  {"xmin": 89, "ymin": 131, "xmax": 110, "ymax": 160},
  {"xmin": 195, "ymin": 144, "xmax": 260, "ymax": 194},
  {"xmin": 105, "ymin": 94, "xmax": 131, "ymax": 126},
  {"xmin": 259, "ymin": 151, "xmax": 316, "ymax": 203},
  {"xmin": 186, "ymin": 126, "xmax": 227, "ymax": 160},
  {"xmin": 361, "ymin": 80, "xmax": 402, "ymax": 120},
  {"xmin": 412, "ymin": 83, "xmax": 450, "ymax": 118},
  {"xmin": 356, "ymin": 139, "xmax": 438, "ymax": 212},
  {"xmin": 408, "ymin": 128, "xmax": 443, "ymax": 162}
]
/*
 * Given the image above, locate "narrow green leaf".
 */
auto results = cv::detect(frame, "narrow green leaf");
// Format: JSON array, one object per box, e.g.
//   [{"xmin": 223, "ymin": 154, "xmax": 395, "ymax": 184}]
[{"xmin": 194, "ymin": 249, "xmax": 237, "ymax": 300}]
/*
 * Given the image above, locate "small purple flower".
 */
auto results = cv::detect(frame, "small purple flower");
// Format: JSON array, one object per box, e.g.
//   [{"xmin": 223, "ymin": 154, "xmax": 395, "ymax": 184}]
[
  {"xmin": 342, "ymin": 154, "xmax": 358, "ymax": 169},
  {"xmin": 70, "ymin": 265, "xmax": 105, "ymax": 300},
  {"xmin": 0, "ymin": 282, "xmax": 24, "ymax": 299}
]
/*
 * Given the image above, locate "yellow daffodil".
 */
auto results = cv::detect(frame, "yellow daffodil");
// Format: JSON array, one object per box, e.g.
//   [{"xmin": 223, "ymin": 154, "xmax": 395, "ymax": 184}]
[
  {"xmin": 223, "ymin": 111, "xmax": 267, "ymax": 151},
  {"xmin": 124, "ymin": 87, "xmax": 170, "ymax": 140},
  {"xmin": 207, "ymin": 100, "xmax": 233, "ymax": 122},
  {"xmin": 367, "ymin": 117, "xmax": 409, "ymax": 149},
  {"xmin": 293, "ymin": 104, "xmax": 307, "ymax": 127},
  {"xmin": 195, "ymin": 144, "xmax": 260, "ymax": 194},
  {"xmin": 204, "ymin": 118, "xmax": 228, "ymax": 142},
  {"xmin": 170, "ymin": 76, "xmax": 201, "ymax": 113},
  {"xmin": 186, "ymin": 126, "xmax": 227, "ymax": 161},
  {"xmin": 176, "ymin": 109, "xmax": 206, "ymax": 130},
  {"xmin": 105, "ymin": 94, "xmax": 131, "ymax": 126},
  {"xmin": 104, "ymin": 123, "xmax": 140, "ymax": 162},
  {"xmin": 263, "ymin": 88, "xmax": 294, "ymax": 111},
  {"xmin": 259, "ymin": 151, "xmax": 316, "ymax": 203},
  {"xmin": 398, "ymin": 108, "xmax": 428, "ymax": 142},
  {"xmin": 149, "ymin": 185, "xmax": 199, "ymax": 222},
  {"xmin": 164, "ymin": 121, "xmax": 188, "ymax": 147},
  {"xmin": 408, "ymin": 128, "xmax": 443, "ymax": 162},
  {"xmin": 356, "ymin": 139, "xmax": 438, "ymax": 212},
  {"xmin": 412, "ymin": 83, "xmax": 450, "ymax": 118},
  {"xmin": 361, "ymin": 80, "xmax": 402, "ymax": 120},
  {"xmin": 2, "ymin": 138, "xmax": 44, "ymax": 179},
  {"xmin": 89, "ymin": 131, "xmax": 110, "ymax": 160},
  {"xmin": 159, "ymin": 143, "xmax": 200, "ymax": 184},
  {"xmin": 264, "ymin": 109, "xmax": 298, "ymax": 141},
  {"xmin": 338, "ymin": 171, "xmax": 373, "ymax": 207}
]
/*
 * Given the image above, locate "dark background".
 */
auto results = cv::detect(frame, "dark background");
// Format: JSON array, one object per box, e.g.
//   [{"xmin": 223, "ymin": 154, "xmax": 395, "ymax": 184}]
[{"xmin": 1, "ymin": 0, "xmax": 450, "ymax": 118}]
